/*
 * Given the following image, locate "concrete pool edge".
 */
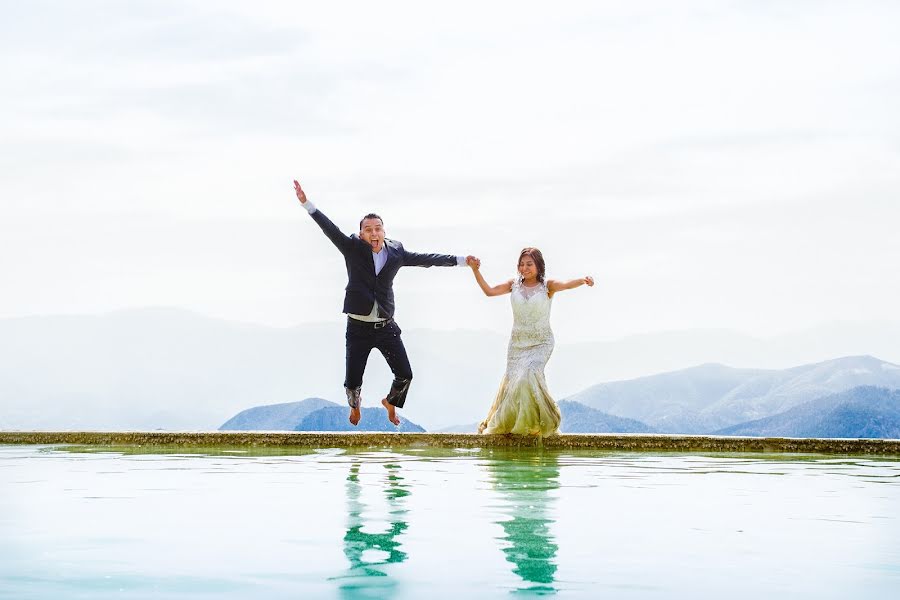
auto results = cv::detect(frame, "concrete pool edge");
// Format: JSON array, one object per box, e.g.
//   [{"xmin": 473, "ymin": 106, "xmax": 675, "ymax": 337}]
[{"xmin": 1, "ymin": 431, "xmax": 899, "ymax": 455}]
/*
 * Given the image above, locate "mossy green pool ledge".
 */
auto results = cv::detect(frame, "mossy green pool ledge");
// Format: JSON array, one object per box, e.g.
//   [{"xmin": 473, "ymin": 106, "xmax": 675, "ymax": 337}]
[{"xmin": 1, "ymin": 431, "xmax": 899, "ymax": 455}]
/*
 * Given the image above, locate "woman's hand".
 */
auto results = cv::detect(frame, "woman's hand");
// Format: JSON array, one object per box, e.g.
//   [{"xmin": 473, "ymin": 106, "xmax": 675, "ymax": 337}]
[
  {"xmin": 467, "ymin": 256, "xmax": 481, "ymax": 270},
  {"xmin": 584, "ymin": 276, "xmax": 594, "ymax": 287}
]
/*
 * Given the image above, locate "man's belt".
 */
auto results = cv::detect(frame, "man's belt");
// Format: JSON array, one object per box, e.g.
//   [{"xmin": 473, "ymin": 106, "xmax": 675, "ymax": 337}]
[{"xmin": 347, "ymin": 316, "xmax": 394, "ymax": 329}]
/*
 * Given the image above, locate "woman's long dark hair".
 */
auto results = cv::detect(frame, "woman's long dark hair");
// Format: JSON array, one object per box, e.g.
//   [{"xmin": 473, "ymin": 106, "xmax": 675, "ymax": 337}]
[{"xmin": 518, "ymin": 247, "xmax": 546, "ymax": 283}]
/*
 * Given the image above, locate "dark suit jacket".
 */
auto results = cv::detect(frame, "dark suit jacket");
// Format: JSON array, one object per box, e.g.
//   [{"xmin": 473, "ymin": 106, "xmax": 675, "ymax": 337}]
[{"xmin": 310, "ymin": 208, "xmax": 458, "ymax": 318}]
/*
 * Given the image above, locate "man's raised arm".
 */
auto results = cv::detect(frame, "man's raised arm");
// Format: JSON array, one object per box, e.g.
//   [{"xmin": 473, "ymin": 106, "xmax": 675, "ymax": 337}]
[{"xmin": 294, "ymin": 179, "xmax": 353, "ymax": 254}]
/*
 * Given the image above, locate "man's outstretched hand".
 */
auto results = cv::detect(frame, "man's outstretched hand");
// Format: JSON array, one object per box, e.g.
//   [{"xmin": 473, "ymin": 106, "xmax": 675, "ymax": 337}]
[
  {"xmin": 466, "ymin": 256, "xmax": 481, "ymax": 269},
  {"xmin": 293, "ymin": 180, "xmax": 307, "ymax": 204}
]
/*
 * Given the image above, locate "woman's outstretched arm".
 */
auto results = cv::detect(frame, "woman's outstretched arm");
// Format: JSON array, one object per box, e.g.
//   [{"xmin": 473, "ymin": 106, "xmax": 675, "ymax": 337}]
[
  {"xmin": 468, "ymin": 259, "xmax": 513, "ymax": 297},
  {"xmin": 547, "ymin": 276, "xmax": 594, "ymax": 298}
]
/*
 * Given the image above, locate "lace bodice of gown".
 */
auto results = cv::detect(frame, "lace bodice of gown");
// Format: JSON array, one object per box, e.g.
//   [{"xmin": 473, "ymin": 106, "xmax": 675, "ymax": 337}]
[{"xmin": 509, "ymin": 278, "xmax": 553, "ymax": 347}]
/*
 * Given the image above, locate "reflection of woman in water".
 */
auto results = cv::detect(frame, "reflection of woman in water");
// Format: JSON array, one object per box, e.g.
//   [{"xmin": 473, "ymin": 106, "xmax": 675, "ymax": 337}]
[
  {"xmin": 335, "ymin": 460, "xmax": 410, "ymax": 598},
  {"xmin": 487, "ymin": 450, "xmax": 561, "ymax": 593}
]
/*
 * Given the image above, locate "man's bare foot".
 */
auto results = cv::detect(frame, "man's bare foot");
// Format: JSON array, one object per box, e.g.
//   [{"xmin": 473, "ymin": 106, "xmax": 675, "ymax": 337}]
[
  {"xmin": 349, "ymin": 406, "xmax": 361, "ymax": 426},
  {"xmin": 381, "ymin": 399, "xmax": 401, "ymax": 426}
]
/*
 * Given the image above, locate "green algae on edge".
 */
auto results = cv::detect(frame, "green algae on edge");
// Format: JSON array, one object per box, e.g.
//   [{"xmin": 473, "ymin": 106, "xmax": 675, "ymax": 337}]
[{"xmin": 1, "ymin": 431, "xmax": 899, "ymax": 455}]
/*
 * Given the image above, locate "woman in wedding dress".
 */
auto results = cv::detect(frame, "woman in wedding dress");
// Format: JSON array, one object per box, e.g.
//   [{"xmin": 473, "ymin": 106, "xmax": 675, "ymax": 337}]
[{"xmin": 469, "ymin": 248, "xmax": 594, "ymax": 436}]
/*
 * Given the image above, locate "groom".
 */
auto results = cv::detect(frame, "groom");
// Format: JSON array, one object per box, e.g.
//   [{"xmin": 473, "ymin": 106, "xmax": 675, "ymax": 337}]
[{"xmin": 294, "ymin": 180, "xmax": 476, "ymax": 427}]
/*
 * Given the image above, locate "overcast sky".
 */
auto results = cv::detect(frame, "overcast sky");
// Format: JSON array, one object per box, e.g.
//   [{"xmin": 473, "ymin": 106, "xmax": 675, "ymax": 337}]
[{"xmin": 2, "ymin": 0, "xmax": 898, "ymax": 342}]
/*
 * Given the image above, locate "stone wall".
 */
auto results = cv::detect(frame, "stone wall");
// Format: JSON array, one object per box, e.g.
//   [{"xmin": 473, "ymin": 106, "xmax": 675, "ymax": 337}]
[{"xmin": 1, "ymin": 431, "xmax": 899, "ymax": 455}]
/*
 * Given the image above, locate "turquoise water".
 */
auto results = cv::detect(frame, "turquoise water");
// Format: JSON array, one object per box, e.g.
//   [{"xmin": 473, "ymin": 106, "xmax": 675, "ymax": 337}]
[{"xmin": 1, "ymin": 445, "xmax": 898, "ymax": 599}]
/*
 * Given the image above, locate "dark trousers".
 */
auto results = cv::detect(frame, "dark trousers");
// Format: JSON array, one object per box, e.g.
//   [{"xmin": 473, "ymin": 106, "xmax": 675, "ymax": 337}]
[{"xmin": 344, "ymin": 318, "xmax": 413, "ymax": 408}]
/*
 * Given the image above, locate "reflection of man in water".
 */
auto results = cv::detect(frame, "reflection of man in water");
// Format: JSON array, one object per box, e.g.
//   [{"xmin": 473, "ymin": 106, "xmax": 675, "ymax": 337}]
[
  {"xmin": 335, "ymin": 461, "xmax": 410, "ymax": 598},
  {"xmin": 489, "ymin": 451, "xmax": 560, "ymax": 593}
]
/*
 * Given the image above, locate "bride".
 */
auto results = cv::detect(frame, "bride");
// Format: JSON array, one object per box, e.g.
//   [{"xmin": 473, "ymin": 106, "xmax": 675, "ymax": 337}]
[{"xmin": 468, "ymin": 248, "xmax": 594, "ymax": 436}]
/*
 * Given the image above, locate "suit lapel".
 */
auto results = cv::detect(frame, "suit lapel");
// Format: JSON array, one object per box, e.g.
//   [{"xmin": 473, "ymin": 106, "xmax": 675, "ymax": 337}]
[
  {"xmin": 383, "ymin": 242, "xmax": 402, "ymax": 273},
  {"xmin": 351, "ymin": 234, "xmax": 377, "ymax": 271}
]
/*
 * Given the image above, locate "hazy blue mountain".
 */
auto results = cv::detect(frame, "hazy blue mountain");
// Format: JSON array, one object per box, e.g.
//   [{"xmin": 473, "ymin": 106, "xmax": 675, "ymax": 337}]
[
  {"xmin": 558, "ymin": 400, "xmax": 656, "ymax": 434},
  {"xmin": 568, "ymin": 356, "xmax": 900, "ymax": 433},
  {"xmin": 551, "ymin": 321, "xmax": 900, "ymax": 387},
  {"xmin": 220, "ymin": 398, "xmax": 334, "ymax": 430},
  {"xmin": 716, "ymin": 386, "xmax": 900, "ymax": 439},
  {"xmin": 297, "ymin": 406, "xmax": 426, "ymax": 432},
  {"xmin": 567, "ymin": 363, "xmax": 759, "ymax": 433},
  {"xmin": 220, "ymin": 399, "xmax": 426, "ymax": 432}
]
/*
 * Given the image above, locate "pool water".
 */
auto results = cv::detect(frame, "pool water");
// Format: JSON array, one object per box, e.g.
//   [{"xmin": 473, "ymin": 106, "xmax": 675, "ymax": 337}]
[{"xmin": 1, "ymin": 445, "xmax": 898, "ymax": 599}]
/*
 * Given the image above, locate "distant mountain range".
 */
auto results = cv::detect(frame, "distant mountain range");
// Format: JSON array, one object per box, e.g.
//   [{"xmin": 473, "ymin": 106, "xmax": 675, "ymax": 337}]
[
  {"xmin": 557, "ymin": 400, "xmax": 656, "ymax": 434},
  {"xmin": 567, "ymin": 355, "xmax": 900, "ymax": 434},
  {"xmin": 220, "ymin": 397, "xmax": 334, "ymax": 430},
  {"xmin": 2, "ymin": 308, "xmax": 900, "ymax": 431},
  {"xmin": 226, "ymin": 385, "xmax": 900, "ymax": 438},
  {"xmin": 221, "ymin": 398, "xmax": 425, "ymax": 432},
  {"xmin": 1, "ymin": 309, "xmax": 899, "ymax": 437},
  {"xmin": 715, "ymin": 386, "xmax": 900, "ymax": 439}
]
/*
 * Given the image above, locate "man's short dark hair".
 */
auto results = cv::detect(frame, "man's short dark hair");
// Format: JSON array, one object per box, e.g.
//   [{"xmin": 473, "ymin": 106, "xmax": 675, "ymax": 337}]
[{"xmin": 359, "ymin": 213, "xmax": 384, "ymax": 229}]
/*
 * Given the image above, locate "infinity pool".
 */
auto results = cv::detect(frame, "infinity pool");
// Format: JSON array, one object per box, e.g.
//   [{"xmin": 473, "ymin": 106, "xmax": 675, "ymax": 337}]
[{"xmin": 1, "ymin": 445, "xmax": 898, "ymax": 598}]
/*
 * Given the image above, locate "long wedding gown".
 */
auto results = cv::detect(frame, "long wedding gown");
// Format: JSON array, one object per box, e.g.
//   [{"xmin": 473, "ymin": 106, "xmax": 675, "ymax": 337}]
[{"xmin": 479, "ymin": 278, "xmax": 561, "ymax": 436}]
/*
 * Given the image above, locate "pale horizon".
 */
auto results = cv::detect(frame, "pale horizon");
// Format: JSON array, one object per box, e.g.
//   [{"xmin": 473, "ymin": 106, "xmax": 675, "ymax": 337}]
[{"xmin": 4, "ymin": 304, "xmax": 900, "ymax": 347}]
